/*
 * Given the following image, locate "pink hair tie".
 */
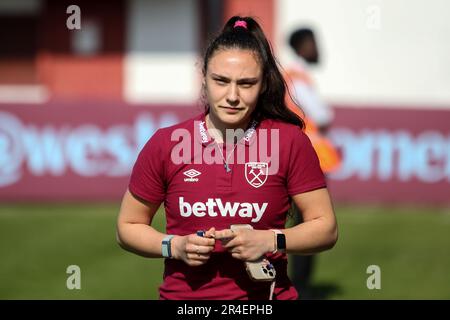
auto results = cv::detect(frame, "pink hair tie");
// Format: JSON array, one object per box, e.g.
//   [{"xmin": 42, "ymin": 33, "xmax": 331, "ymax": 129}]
[{"xmin": 234, "ymin": 20, "xmax": 248, "ymax": 29}]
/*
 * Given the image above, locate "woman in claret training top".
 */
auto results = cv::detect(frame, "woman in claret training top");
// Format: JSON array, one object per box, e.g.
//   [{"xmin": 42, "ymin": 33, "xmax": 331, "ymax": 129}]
[{"xmin": 116, "ymin": 16, "xmax": 338, "ymax": 300}]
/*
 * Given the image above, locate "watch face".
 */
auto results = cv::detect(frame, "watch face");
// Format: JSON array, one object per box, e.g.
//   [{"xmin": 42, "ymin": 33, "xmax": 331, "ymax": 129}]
[{"xmin": 277, "ymin": 233, "xmax": 286, "ymax": 250}]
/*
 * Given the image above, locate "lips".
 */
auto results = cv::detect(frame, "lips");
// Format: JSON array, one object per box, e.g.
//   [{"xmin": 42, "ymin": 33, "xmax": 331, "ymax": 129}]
[{"xmin": 219, "ymin": 106, "xmax": 243, "ymax": 113}]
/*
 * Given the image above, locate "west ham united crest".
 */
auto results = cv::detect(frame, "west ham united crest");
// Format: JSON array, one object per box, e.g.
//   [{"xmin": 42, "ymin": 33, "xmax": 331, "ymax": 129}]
[{"xmin": 245, "ymin": 162, "xmax": 268, "ymax": 188}]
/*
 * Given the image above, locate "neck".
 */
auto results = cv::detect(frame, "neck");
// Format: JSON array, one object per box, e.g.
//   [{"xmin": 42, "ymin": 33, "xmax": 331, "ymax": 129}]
[{"xmin": 205, "ymin": 113, "xmax": 250, "ymax": 144}]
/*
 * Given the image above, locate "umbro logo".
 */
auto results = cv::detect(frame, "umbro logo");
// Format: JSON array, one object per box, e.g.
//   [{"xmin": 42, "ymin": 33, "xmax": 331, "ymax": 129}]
[{"xmin": 183, "ymin": 169, "xmax": 201, "ymax": 182}]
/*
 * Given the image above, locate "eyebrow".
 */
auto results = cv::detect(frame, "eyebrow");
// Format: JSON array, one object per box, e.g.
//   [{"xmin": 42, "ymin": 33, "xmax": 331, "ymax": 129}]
[{"xmin": 211, "ymin": 73, "xmax": 260, "ymax": 83}]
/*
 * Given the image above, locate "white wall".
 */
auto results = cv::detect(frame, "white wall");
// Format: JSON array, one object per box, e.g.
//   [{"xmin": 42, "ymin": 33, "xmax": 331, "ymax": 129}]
[
  {"xmin": 277, "ymin": 0, "xmax": 450, "ymax": 108},
  {"xmin": 124, "ymin": 0, "xmax": 201, "ymax": 104}
]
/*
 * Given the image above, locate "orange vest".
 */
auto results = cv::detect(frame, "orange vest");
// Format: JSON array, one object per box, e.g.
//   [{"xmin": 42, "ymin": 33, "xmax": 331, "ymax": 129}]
[{"xmin": 284, "ymin": 69, "xmax": 341, "ymax": 173}]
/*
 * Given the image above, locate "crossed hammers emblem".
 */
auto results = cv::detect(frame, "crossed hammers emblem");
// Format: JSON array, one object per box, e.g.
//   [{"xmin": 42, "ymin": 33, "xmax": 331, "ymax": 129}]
[{"xmin": 245, "ymin": 162, "xmax": 268, "ymax": 188}]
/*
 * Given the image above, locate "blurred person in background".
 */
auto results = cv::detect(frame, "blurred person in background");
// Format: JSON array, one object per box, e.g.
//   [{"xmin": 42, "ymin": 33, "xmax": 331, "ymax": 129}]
[
  {"xmin": 116, "ymin": 16, "xmax": 338, "ymax": 300},
  {"xmin": 285, "ymin": 27, "xmax": 341, "ymax": 299},
  {"xmin": 287, "ymin": 28, "xmax": 333, "ymax": 133}
]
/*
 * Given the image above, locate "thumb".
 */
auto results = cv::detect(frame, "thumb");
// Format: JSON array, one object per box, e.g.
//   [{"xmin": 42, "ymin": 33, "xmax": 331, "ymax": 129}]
[{"xmin": 205, "ymin": 227, "xmax": 216, "ymax": 238}]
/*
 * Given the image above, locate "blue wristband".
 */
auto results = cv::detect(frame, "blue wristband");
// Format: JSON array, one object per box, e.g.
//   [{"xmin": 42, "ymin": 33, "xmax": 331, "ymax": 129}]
[{"xmin": 162, "ymin": 235, "xmax": 175, "ymax": 258}]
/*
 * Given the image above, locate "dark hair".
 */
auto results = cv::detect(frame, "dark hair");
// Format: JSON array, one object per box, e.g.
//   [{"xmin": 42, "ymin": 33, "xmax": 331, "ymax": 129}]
[
  {"xmin": 289, "ymin": 28, "xmax": 314, "ymax": 52},
  {"xmin": 202, "ymin": 16, "xmax": 304, "ymax": 129}
]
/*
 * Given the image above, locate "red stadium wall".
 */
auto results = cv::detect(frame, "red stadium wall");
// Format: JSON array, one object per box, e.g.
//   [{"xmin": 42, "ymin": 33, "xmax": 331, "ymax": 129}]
[
  {"xmin": 36, "ymin": 0, "xmax": 125, "ymax": 100},
  {"xmin": 0, "ymin": 102, "xmax": 449, "ymax": 204}
]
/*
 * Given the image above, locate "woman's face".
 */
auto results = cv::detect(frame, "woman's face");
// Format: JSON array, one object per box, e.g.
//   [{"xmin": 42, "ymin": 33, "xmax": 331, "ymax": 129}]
[{"xmin": 205, "ymin": 49, "xmax": 263, "ymax": 129}]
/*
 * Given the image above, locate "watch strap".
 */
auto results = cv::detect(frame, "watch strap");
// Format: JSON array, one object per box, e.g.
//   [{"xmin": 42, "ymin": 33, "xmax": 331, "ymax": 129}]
[
  {"xmin": 162, "ymin": 235, "xmax": 175, "ymax": 258},
  {"xmin": 270, "ymin": 229, "xmax": 284, "ymax": 254}
]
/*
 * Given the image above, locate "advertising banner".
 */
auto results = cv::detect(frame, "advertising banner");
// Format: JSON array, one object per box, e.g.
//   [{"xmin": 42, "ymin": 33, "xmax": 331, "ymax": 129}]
[{"xmin": 0, "ymin": 102, "xmax": 448, "ymax": 203}]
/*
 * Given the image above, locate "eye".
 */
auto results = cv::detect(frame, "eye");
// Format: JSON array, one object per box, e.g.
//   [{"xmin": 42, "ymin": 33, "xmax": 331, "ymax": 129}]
[
  {"xmin": 214, "ymin": 79, "xmax": 227, "ymax": 85},
  {"xmin": 239, "ymin": 81, "xmax": 258, "ymax": 89},
  {"xmin": 239, "ymin": 83, "xmax": 254, "ymax": 88}
]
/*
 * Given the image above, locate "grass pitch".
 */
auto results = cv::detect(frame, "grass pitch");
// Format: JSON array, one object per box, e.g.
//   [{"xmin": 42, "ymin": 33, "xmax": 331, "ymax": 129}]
[{"xmin": 0, "ymin": 203, "xmax": 449, "ymax": 299}]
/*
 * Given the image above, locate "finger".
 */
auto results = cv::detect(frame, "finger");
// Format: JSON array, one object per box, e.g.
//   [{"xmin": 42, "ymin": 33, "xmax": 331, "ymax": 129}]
[
  {"xmin": 188, "ymin": 244, "xmax": 214, "ymax": 255},
  {"xmin": 215, "ymin": 229, "xmax": 235, "ymax": 240},
  {"xmin": 190, "ymin": 245, "xmax": 212, "ymax": 260},
  {"xmin": 231, "ymin": 252, "xmax": 245, "ymax": 260},
  {"xmin": 223, "ymin": 236, "xmax": 241, "ymax": 249},
  {"xmin": 187, "ymin": 259, "xmax": 208, "ymax": 267},
  {"xmin": 230, "ymin": 246, "xmax": 241, "ymax": 254},
  {"xmin": 191, "ymin": 234, "xmax": 215, "ymax": 246},
  {"xmin": 205, "ymin": 227, "xmax": 216, "ymax": 239},
  {"xmin": 187, "ymin": 252, "xmax": 211, "ymax": 261},
  {"xmin": 200, "ymin": 237, "xmax": 216, "ymax": 246}
]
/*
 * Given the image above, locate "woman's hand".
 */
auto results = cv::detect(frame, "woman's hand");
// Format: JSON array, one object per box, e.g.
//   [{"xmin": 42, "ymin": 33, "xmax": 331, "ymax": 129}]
[
  {"xmin": 171, "ymin": 227, "xmax": 216, "ymax": 266},
  {"xmin": 215, "ymin": 228, "xmax": 274, "ymax": 261}
]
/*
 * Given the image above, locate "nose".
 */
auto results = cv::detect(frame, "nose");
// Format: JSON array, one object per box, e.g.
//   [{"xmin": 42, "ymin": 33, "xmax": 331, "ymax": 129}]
[{"xmin": 226, "ymin": 84, "xmax": 240, "ymax": 107}]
